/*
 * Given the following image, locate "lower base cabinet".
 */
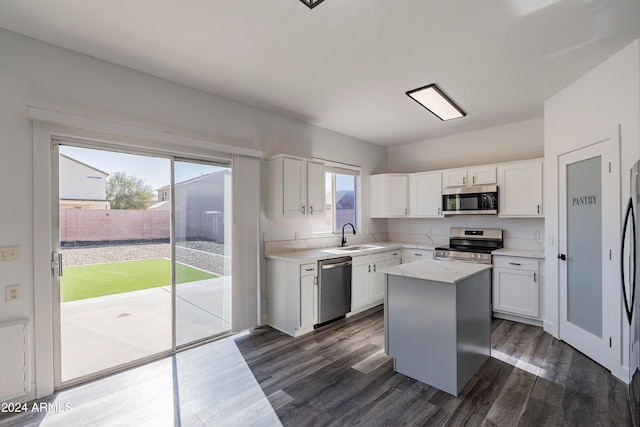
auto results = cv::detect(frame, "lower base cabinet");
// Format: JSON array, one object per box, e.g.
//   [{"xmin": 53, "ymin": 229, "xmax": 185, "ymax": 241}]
[
  {"xmin": 492, "ymin": 256, "xmax": 541, "ymax": 321},
  {"xmin": 299, "ymin": 264, "xmax": 318, "ymax": 329},
  {"xmin": 267, "ymin": 259, "xmax": 318, "ymax": 337},
  {"xmin": 351, "ymin": 250, "xmax": 400, "ymax": 314}
]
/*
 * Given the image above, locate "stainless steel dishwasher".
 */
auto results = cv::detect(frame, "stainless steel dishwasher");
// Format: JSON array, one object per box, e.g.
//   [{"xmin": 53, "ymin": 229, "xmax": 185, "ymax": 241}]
[{"xmin": 317, "ymin": 256, "xmax": 352, "ymax": 326}]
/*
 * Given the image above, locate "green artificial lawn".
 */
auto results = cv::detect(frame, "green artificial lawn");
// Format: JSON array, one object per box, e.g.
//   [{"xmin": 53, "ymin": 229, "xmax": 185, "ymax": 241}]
[{"xmin": 60, "ymin": 258, "xmax": 216, "ymax": 302}]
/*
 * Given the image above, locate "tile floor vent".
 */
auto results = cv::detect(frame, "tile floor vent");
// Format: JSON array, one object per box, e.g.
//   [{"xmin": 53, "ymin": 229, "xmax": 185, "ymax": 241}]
[{"xmin": 0, "ymin": 318, "xmax": 30, "ymax": 400}]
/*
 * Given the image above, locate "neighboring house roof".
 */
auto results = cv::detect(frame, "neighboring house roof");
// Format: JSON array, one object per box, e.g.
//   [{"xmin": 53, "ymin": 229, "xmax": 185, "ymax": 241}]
[
  {"xmin": 336, "ymin": 190, "xmax": 355, "ymax": 209},
  {"xmin": 60, "ymin": 153, "xmax": 110, "ymax": 177},
  {"xmin": 156, "ymin": 169, "xmax": 230, "ymax": 191},
  {"xmin": 148, "ymin": 200, "xmax": 170, "ymax": 210}
]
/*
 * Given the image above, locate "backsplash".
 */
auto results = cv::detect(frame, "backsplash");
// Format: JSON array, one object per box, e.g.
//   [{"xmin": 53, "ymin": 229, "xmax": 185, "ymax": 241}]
[
  {"xmin": 264, "ymin": 217, "xmax": 545, "ymax": 256},
  {"xmin": 387, "ymin": 216, "xmax": 545, "ymax": 252}
]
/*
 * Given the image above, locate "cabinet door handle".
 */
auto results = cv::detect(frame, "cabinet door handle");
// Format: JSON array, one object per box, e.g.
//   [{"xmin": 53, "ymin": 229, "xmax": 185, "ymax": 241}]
[
  {"xmin": 438, "ymin": 207, "xmax": 441, "ymax": 215},
  {"xmin": 301, "ymin": 205, "xmax": 306, "ymax": 214},
  {"xmin": 404, "ymin": 208, "xmax": 408, "ymax": 215},
  {"xmin": 509, "ymin": 262, "xmax": 521, "ymax": 266},
  {"xmin": 310, "ymin": 205, "xmax": 313, "ymax": 214},
  {"xmin": 463, "ymin": 177, "xmax": 466, "ymax": 185},
  {"xmin": 305, "ymin": 268, "xmax": 314, "ymax": 272},
  {"xmin": 472, "ymin": 176, "xmax": 475, "ymax": 184},
  {"xmin": 373, "ymin": 264, "xmax": 377, "ymax": 272},
  {"xmin": 368, "ymin": 265, "xmax": 371, "ymax": 273},
  {"xmin": 537, "ymin": 205, "xmax": 540, "ymax": 214},
  {"xmin": 415, "ymin": 253, "xmax": 422, "ymax": 257},
  {"xmin": 533, "ymin": 272, "xmax": 537, "ymax": 282}
]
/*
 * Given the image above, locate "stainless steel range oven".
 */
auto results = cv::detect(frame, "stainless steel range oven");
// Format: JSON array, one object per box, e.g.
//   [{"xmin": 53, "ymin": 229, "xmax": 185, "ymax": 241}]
[{"xmin": 435, "ymin": 228, "xmax": 503, "ymax": 264}]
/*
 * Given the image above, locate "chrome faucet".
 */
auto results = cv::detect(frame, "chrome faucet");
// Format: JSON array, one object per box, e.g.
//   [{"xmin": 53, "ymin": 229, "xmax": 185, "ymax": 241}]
[{"xmin": 341, "ymin": 222, "xmax": 356, "ymax": 247}]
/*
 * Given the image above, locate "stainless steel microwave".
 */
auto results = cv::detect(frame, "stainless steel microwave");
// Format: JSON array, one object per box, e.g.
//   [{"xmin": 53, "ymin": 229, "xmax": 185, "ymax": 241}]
[{"xmin": 442, "ymin": 185, "xmax": 498, "ymax": 215}]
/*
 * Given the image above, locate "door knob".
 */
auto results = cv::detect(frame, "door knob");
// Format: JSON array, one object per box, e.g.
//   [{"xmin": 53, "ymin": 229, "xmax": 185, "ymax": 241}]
[{"xmin": 557, "ymin": 254, "xmax": 566, "ymax": 261}]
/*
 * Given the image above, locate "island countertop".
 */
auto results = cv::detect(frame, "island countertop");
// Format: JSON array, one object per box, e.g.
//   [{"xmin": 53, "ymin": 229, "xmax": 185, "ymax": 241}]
[{"xmin": 379, "ymin": 258, "xmax": 491, "ymax": 284}]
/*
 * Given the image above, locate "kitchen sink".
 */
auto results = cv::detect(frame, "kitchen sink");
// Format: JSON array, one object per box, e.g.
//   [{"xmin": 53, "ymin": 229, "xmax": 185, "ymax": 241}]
[
  {"xmin": 335, "ymin": 245, "xmax": 382, "ymax": 251},
  {"xmin": 322, "ymin": 244, "xmax": 384, "ymax": 255}
]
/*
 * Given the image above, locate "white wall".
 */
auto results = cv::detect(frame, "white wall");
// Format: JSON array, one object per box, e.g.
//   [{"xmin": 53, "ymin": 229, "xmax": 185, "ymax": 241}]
[
  {"xmin": 0, "ymin": 28, "xmax": 386, "ymax": 400},
  {"xmin": 544, "ymin": 39, "xmax": 640, "ymax": 381},
  {"xmin": 387, "ymin": 118, "xmax": 544, "ymax": 173}
]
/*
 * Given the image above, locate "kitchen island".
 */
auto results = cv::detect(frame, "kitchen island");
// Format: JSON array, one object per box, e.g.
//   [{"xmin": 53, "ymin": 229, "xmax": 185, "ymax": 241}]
[{"xmin": 381, "ymin": 259, "xmax": 492, "ymax": 396}]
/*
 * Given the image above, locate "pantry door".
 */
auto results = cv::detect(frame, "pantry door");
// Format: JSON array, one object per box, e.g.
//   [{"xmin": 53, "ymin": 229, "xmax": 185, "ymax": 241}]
[{"xmin": 558, "ymin": 128, "xmax": 620, "ymax": 373}]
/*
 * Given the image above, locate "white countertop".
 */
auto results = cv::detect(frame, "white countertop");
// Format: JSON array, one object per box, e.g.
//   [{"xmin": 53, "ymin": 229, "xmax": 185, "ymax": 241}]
[
  {"xmin": 491, "ymin": 248, "xmax": 544, "ymax": 259},
  {"xmin": 379, "ymin": 259, "xmax": 492, "ymax": 284},
  {"xmin": 266, "ymin": 242, "xmax": 543, "ymax": 263},
  {"xmin": 266, "ymin": 242, "xmax": 438, "ymax": 263}
]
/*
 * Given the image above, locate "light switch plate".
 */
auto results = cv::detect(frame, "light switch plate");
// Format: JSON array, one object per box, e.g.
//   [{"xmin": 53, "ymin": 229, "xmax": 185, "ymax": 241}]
[{"xmin": 0, "ymin": 246, "xmax": 20, "ymax": 262}]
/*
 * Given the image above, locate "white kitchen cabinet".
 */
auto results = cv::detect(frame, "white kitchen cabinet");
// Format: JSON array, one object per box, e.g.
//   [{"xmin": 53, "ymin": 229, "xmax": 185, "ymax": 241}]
[
  {"xmin": 268, "ymin": 155, "xmax": 325, "ymax": 218},
  {"xmin": 351, "ymin": 256, "xmax": 370, "ymax": 310},
  {"xmin": 370, "ymin": 253, "xmax": 387, "ymax": 302},
  {"xmin": 468, "ymin": 166, "xmax": 497, "ymax": 186},
  {"xmin": 492, "ymin": 256, "xmax": 540, "ymax": 320},
  {"xmin": 306, "ymin": 161, "xmax": 325, "ymax": 217},
  {"xmin": 299, "ymin": 263, "xmax": 318, "ymax": 329},
  {"xmin": 267, "ymin": 259, "xmax": 318, "ymax": 337},
  {"xmin": 443, "ymin": 166, "xmax": 496, "ymax": 187},
  {"xmin": 351, "ymin": 251, "xmax": 395, "ymax": 314},
  {"xmin": 443, "ymin": 169, "xmax": 468, "ymax": 187},
  {"xmin": 387, "ymin": 249, "xmax": 402, "ymax": 266},
  {"xmin": 370, "ymin": 174, "xmax": 408, "ymax": 218},
  {"xmin": 497, "ymin": 159, "xmax": 543, "ymax": 217},
  {"xmin": 409, "ymin": 172, "xmax": 443, "ymax": 217},
  {"xmin": 402, "ymin": 248, "xmax": 434, "ymax": 264}
]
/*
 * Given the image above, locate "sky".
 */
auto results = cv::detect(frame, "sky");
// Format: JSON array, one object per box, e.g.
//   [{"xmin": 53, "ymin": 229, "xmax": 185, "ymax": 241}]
[{"xmin": 60, "ymin": 145, "xmax": 227, "ymax": 190}]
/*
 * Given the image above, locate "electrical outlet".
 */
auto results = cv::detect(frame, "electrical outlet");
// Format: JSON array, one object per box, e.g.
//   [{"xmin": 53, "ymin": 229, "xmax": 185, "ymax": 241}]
[
  {"xmin": 5, "ymin": 285, "xmax": 20, "ymax": 302},
  {"xmin": 0, "ymin": 246, "xmax": 20, "ymax": 263}
]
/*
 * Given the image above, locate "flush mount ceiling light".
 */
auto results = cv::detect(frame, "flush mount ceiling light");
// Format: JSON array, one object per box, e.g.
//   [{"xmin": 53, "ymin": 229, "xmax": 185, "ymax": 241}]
[
  {"xmin": 300, "ymin": 0, "xmax": 325, "ymax": 9},
  {"xmin": 406, "ymin": 84, "xmax": 466, "ymax": 121}
]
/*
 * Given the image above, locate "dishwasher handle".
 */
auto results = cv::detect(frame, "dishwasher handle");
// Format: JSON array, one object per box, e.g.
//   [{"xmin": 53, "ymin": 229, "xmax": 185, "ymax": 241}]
[{"xmin": 321, "ymin": 260, "xmax": 352, "ymax": 269}]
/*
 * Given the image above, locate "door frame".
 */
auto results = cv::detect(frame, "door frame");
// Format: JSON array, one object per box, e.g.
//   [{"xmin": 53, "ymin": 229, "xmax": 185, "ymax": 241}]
[
  {"xmin": 556, "ymin": 127, "xmax": 620, "ymax": 374},
  {"xmin": 31, "ymin": 110, "xmax": 245, "ymax": 398}
]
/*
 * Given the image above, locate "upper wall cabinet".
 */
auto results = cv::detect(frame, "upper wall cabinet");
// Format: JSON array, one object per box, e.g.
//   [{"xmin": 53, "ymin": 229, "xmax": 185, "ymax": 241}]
[
  {"xmin": 469, "ymin": 166, "xmax": 497, "ymax": 186},
  {"xmin": 443, "ymin": 166, "xmax": 496, "ymax": 187},
  {"xmin": 497, "ymin": 159, "xmax": 543, "ymax": 217},
  {"xmin": 409, "ymin": 172, "xmax": 443, "ymax": 217},
  {"xmin": 268, "ymin": 155, "xmax": 325, "ymax": 218},
  {"xmin": 443, "ymin": 168, "xmax": 468, "ymax": 187},
  {"xmin": 370, "ymin": 174, "xmax": 408, "ymax": 218}
]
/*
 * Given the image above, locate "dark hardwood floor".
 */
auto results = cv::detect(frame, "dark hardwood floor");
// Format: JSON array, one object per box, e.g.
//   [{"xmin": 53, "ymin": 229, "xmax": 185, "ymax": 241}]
[
  {"xmin": 1, "ymin": 306, "xmax": 636, "ymax": 426},
  {"xmin": 235, "ymin": 306, "xmax": 635, "ymax": 426}
]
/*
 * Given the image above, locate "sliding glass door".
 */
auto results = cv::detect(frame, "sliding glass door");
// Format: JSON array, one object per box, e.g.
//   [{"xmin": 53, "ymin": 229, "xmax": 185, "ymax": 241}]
[
  {"xmin": 55, "ymin": 144, "xmax": 232, "ymax": 386},
  {"xmin": 174, "ymin": 160, "xmax": 232, "ymax": 346}
]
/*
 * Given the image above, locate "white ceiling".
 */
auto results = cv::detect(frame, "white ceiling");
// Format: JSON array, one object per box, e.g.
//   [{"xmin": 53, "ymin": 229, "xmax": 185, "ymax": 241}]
[{"xmin": 1, "ymin": 0, "xmax": 639, "ymax": 147}]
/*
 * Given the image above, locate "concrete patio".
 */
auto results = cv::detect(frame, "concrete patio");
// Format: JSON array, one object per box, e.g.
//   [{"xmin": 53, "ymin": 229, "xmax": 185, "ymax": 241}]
[{"xmin": 61, "ymin": 276, "xmax": 232, "ymax": 381}]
